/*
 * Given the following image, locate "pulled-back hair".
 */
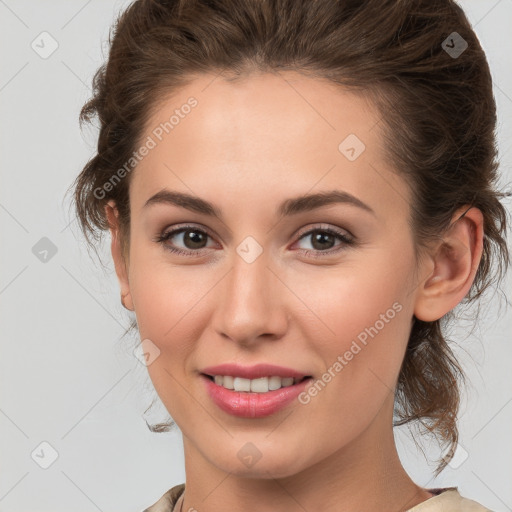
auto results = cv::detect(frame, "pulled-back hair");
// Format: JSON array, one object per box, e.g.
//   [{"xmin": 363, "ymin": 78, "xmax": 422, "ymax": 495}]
[{"xmin": 69, "ymin": 0, "xmax": 509, "ymax": 475}]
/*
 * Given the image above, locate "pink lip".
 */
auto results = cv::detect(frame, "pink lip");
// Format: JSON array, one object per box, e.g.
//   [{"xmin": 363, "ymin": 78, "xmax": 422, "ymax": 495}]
[
  {"xmin": 201, "ymin": 374, "xmax": 312, "ymax": 418},
  {"xmin": 200, "ymin": 363, "xmax": 309, "ymax": 380}
]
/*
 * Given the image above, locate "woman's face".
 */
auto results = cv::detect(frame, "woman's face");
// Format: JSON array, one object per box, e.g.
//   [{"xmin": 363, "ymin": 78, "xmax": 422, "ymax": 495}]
[{"xmin": 119, "ymin": 71, "xmax": 429, "ymax": 477}]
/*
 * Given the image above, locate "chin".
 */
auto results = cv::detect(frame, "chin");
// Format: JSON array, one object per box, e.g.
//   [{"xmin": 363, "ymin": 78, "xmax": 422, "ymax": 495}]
[{"xmin": 209, "ymin": 444, "xmax": 307, "ymax": 480}]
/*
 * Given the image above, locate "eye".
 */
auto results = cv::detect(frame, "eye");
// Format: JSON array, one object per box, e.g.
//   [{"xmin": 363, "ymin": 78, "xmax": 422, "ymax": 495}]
[
  {"xmin": 153, "ymin": 223, "xmax": 355, "ymax": 258},
  {"xmin": 293, "ymin": 225, "xmax": 354, "ymax": 258},
  {"xmin": 153, "ymin": 224, "xmax": 216, "ymax": 257}
]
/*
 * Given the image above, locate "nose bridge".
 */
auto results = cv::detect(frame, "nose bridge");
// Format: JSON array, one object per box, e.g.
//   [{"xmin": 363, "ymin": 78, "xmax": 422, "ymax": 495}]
[{"xmin": 212, "ymin": 247, "xmax": 286, "ymax": 343}]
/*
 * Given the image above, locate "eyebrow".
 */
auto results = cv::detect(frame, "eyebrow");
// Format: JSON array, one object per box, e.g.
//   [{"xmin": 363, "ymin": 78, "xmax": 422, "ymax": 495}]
[{"xmin": 143, "ymin": 188, "xmax": 375, "ymax": 218}]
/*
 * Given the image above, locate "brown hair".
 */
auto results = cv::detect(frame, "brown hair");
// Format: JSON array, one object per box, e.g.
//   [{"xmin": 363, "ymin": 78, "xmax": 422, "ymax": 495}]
[{"xmin": 69, "ymin": 0, "xmax": 510, "ymax": 475}]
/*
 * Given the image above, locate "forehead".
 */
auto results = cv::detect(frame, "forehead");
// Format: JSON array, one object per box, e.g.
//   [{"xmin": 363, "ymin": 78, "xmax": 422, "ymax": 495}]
[{"xmin": 130, "ymin": 71, "xmax": 410, "ymax": 220}]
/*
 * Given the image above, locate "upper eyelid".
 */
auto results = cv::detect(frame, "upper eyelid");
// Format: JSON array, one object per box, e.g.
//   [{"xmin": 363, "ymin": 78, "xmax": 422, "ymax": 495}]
[
  {"xmin": 295, "ymin": 223, "xmax": 352, "ymax": 239},
  {"xmin": 161, "ymin": 223, "xmax": 216, "ymax": 240}
]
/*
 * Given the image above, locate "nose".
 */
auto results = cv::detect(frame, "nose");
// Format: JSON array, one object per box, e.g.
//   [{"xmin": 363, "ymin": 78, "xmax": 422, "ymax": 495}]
[{"xmin": 211, "ymin": 251, "xmax": 289, "ymax": 347}]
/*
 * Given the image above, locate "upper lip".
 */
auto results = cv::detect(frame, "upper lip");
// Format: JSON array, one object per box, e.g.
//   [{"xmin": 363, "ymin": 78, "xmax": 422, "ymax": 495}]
[{"xmin": 200, "ymin": 363, "xmax": 310, "ymax": 380}]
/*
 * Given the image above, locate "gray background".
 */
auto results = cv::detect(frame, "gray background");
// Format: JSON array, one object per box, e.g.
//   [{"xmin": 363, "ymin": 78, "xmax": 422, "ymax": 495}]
[{"xmin": 0, "ymin": 1, "xmax": 511, "ymax": 511}]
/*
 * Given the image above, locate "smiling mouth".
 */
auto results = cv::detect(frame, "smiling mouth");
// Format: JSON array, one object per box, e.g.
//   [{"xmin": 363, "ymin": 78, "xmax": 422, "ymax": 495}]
[{"xmin": 202, "ymin": 373, "xmax": 312, "ymax": 393}]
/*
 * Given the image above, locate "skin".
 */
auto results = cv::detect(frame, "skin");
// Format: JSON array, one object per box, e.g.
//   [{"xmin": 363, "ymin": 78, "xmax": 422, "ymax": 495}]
[{"xmin": 105, "ymin": 71, "xmax": 483, "ymax": 512}]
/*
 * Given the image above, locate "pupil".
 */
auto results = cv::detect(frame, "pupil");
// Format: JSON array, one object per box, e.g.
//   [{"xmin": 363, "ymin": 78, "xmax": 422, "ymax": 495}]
[
  {"xmin": 312, "ymin": 232, "xmax": 334, "ymax": 250},
  {"xmin": 185, "ymin": 230, "xmax": 206, "ymax": 249}
]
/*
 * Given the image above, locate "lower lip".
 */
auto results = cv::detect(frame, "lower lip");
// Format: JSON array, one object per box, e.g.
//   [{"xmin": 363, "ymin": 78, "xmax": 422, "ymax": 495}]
[{"xmin": 201, "ymin": 374, "xmax": 312, "ymax": 418}]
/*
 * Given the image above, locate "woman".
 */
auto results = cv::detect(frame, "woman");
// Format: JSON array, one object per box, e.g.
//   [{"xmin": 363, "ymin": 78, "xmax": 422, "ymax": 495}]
[{"xmin": 70, "ymin": 0, "xmax": 509, "ymax": 510}]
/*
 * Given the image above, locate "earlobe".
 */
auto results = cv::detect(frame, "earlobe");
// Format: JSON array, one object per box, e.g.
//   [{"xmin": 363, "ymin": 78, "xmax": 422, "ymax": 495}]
[
  {"xmin": 414, "ymin": 206, "xmax": 484, "ymax": 322},
  {"xmin": 105, "ymin": 200, "xmax": 134, "ymax": 311}
]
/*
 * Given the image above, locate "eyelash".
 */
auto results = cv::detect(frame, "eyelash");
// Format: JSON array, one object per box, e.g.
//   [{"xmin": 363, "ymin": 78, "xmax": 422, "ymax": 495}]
[{"xmin": 153, "ymin": 224, "xmax": 355, "ymax": 259}]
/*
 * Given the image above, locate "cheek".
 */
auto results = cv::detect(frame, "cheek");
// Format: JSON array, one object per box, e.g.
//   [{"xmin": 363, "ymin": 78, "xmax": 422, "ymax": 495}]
[
  {"xmin": 297, "ymin": 245, "xmax": 415, "ymax": 388},
  {"xmin": 128, "ymin": 257, "xmax": 208, "ymax": 412},
  {"xmin": 291, "ymin": 263, "xmax": 413, "ymax": 441},
  {"xmin": 128, "ymin": 238, "xmax": 205, "ymax": 335},
  {"xmin": 126, "ymin": 250, "xmax": 207, "ymax": 388}
]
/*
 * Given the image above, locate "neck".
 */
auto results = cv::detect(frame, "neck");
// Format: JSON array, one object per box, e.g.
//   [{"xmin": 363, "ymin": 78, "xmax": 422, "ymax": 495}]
[{"xmin": 179, "ymin": 394, "xmax": 432, "ymax": 512}]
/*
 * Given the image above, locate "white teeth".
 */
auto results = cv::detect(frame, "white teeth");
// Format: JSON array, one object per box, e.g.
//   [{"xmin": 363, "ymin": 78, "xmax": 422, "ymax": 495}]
[
  {"xmin": 223, "ymin": 375, "xmax": 234, "ymax": 389},
  {"xmin": 268, "ymin": 376, "xmax": 281, "ymax": 390},
  {"xmin": 233, "ymin": 377, "xmax": 251, "ymax": 392},
  {"xmin": 250, "ymin": 377, "xmax": 268, "ymax": 393},
  {"xmin": 211, "ymin": 375, "xmax": 301, "ymax": 393}
]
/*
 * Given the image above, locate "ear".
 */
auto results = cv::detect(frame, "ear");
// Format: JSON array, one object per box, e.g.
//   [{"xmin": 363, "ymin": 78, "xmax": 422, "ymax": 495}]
[
  {"xmin": 414, "ymin": 206, "xmax": 484, "ymax": 322},
  {"xmin": 105, "ymin": 200, "xmax": 134, "ymax": 311}
]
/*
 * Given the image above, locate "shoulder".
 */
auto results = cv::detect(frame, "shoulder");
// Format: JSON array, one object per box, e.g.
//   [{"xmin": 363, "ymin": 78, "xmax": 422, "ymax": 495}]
[
  {"xmin": 407, "ymin": 487, "xmax": 494, "ymax": 512},
  {"xmin": 142, "ymin": 483, "xmax": 185, "ymax": 512},
  {"xmin": 141, "ymin": 484, "xmax": 494, "ymax": 512}
]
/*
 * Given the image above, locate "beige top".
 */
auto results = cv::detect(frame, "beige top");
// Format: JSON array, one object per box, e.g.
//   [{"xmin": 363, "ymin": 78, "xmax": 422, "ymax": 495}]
[{"xmin": 142, "ymin": 484, "xmax": 494, "ymax": 511}]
